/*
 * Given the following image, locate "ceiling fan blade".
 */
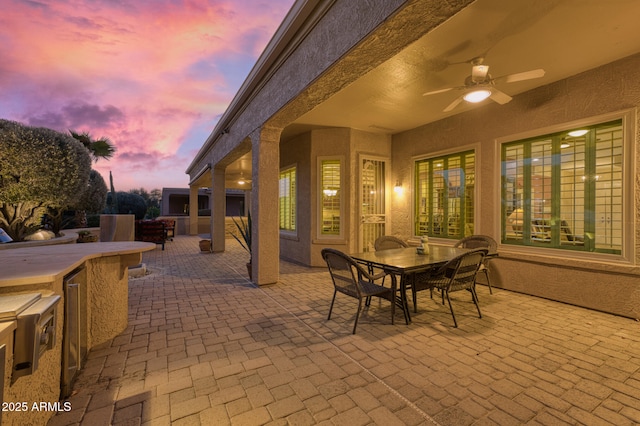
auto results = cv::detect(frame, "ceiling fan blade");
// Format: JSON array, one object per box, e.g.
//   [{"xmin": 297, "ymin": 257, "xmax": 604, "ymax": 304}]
[
  {"xmin": 443, "ymin": 95, "xmax": 464, "ymax": 112},
  {"xmin": 423, "ymin": 87, "xmax": 454, "ymax": 96},
  {"xmin": 498, "ymin": 68, "xmax": 545, "ymax": 83},
  {"xmin": 489, "ymin": 89, "xmax": 512, "ymax": 105}
]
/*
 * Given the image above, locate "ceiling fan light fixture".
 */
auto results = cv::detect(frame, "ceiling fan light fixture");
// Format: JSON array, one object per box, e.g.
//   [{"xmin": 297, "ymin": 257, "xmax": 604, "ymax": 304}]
[
  {"xmin": 568, "ymin": 129, "xmax": 588, "ymax": 137},
  {"xmin": 463, "ymin": 88, "xmax": 492, "ymax": 103}
]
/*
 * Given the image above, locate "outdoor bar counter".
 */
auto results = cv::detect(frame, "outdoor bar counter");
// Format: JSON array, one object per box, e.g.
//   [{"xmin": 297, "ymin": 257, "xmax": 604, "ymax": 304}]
[{"xmin": 0, "ymin": 241, "xmax": 155, "ymax": 426}]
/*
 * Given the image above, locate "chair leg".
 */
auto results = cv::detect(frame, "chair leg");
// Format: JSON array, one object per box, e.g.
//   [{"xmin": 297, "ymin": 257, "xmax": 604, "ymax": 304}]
[
  {"xmin": 327, "ymin": 291, "xmax": 337, "ymax": 320},
  {"xmin": 353, "ymin": 299, "xmax": 363, "ymax": 334},
  {"xmin": 390, "ymin": 294, "xmax": 395, "ymax": 326},
  {"xmin": 444, "ymin": 291, "xmax": 458, "ymax": 328},
  {"xmin": 470, "ymin": 287, "xmax": 482, "ymax": 319},
  {"xmin": 483, "ymin": 268, "xmax": 493, "ymax": 294}
]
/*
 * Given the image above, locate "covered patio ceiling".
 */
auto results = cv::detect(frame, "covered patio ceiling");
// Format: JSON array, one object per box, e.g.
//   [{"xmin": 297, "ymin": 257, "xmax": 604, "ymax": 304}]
[{"xmin": 226, "ymin": 0, "xmax": 640, "ymax": 181}]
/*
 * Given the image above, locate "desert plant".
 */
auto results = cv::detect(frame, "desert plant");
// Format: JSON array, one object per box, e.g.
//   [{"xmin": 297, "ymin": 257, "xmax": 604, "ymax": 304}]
[
  {"xmin": 105, "ymin": 171, "xmax": 119, "ymax": 214},
  {"xmin": 231, "ymin": 213, "xmax": 252, "ymax": 260}
]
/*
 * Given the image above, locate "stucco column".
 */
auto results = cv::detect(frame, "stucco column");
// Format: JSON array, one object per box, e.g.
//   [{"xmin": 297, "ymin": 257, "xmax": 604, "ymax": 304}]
[
  {"xmin": 251, "ymin": 126, "xmax": 281, "ymax": 285},
  {"xmin": 211, "ymin": 166, "xmax": 226, "ymax": 252},
  {"xmin": 188, "ymin": 185, "xmax": 199, "ymax": 235}
]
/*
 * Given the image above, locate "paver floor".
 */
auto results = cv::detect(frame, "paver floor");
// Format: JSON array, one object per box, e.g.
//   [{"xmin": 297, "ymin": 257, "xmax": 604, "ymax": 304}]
[{"xmin": 49, "ymin": 235, "xmax": 640, "ymax": 425}]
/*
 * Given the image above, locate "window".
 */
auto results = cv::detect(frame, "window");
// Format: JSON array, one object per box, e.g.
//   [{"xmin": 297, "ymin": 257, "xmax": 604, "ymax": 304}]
[
  {"xmin": 279, "ymin": 166, "xmax": 296, "ymax": 231},
  {"xmin": 320, "ymin": 159, "xmax": 341, "ymax": 236},
  {"xmin": 501, "ymin": 120, "xmax": 622, "ymax": 254},
  {"xmin": 415, "ymin": 150, "xmax": 475, "ymax": 239}
]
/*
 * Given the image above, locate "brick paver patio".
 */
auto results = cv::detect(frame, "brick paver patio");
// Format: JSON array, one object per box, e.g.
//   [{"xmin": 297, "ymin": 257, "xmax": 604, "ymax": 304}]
[{"xmin": 49, "ymin": 235, "xmax": 640, "ymax": 425}]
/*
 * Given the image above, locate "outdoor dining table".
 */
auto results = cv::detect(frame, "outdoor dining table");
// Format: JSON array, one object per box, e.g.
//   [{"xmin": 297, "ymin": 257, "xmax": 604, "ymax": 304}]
[{"xmin": 350, "ymin": 245, "xmax": 469, "ymax": 323}]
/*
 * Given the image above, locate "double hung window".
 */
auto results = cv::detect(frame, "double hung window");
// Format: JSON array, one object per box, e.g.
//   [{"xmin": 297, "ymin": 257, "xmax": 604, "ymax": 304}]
[{"xmin": 501, "ymin": 120, "xmax": 623, "ymax": 254}]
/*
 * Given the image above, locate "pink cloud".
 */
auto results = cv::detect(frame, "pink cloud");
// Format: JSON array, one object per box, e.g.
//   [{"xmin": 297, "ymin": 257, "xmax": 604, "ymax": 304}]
[{"xmin": 0, "ymin": 0, "xmax": 294, "ymax": 190}]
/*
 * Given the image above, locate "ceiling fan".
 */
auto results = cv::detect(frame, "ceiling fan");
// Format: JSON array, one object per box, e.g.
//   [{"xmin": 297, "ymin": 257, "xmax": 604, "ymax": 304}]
[{"xmin": 423, "ymin": 57, "xmax": 545, "ymax": 112}]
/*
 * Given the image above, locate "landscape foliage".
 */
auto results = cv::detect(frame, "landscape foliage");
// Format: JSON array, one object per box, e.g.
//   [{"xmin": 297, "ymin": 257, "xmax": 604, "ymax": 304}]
[{"xmin": 0, "ymin": 119, "xmax": 92, "ymax": 240}]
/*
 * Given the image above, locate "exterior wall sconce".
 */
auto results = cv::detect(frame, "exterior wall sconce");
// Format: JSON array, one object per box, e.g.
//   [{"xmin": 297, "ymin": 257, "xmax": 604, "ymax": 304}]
[{"xmin": 393, "ymin": 180, "xmax": 403, "ymax": 195}]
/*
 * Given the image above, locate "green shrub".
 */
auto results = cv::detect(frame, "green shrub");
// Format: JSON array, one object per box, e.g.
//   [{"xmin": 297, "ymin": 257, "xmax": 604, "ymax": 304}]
[
  {"xmin": 145, "ymin": 206, "xmax": 160, "ymax": 219},
  {"xmin": 105, "ymin": 191, "xmax": 147, "ymax": 220},
  {"xmin": 86, "ymin": 214, "xmax": 101, "ymax": 227},
  {"xmin": 0, "ymin": 120, "xmax": 91, "ymax": 240}
]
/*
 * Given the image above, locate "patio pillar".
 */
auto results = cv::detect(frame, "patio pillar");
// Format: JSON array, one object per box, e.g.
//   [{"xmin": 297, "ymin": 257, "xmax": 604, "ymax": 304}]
[
  {"xmin": 211, "ymin": 166, "xmax": 226, "ymax": 253},
  {"xmin": 188, "ymin": 185, "xmax": 199, "ymax": 235},
  {"xmin": 251, "ymin": 126, "xmax": 281, "ymax": 285}
]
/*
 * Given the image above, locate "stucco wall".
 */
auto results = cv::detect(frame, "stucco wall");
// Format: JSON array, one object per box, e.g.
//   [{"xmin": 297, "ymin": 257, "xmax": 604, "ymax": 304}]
[
  {"xmin": 282, "ymin": 128, "xmax": 393, "ymax": 266},
  {"xmin": 280, "ymin": 132, "xmax": 312, "ymax": 265},
  {"xmin": 87, "ymin": 257, "xmax": 129, "ymax": 347},
  {"xmin": 391, "ymin": 52, "xmax": 640, "ymax": 318}
]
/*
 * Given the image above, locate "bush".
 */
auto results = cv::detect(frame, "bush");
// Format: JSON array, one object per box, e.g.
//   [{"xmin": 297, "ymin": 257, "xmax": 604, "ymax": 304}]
[
  {"xmin": 0, "ymin": 119, "xmax": 91, "ymax": 240},
  {"xmin": 145, "ymin": 206, "xmax": 160, "ymax": 219},
  {"xmin": 105, "ymin": 191, "xmax": 147, "ymax": 220},
  {"xmin": 78, "ymin": 170, "xmax": 108, "ymax": 213},
  {"xmin": 86, "ymin": 214, "xmax": 101, "ymax": 227}
]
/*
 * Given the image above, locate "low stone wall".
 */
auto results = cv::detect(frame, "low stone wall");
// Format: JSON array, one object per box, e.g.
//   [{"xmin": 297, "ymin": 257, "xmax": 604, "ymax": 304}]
[{"xmin": 0, "ymin": 231, "xmax": 78, "ymax": 250}]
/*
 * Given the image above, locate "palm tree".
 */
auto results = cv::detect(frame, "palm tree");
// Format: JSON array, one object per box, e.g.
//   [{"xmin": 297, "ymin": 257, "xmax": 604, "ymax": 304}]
[
  {"xmin": 69, "ymin": 130, "xmax": 116, "ymax": 162},
  {"xmin": 69, "ymin": 130, "xmax": 116, "ymax": 227}
]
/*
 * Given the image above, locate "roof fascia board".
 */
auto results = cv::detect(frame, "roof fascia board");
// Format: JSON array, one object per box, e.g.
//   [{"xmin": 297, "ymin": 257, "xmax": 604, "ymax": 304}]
[{"xmin": 186, "ymin": 0, "xmax": 333, "ymax": 174}]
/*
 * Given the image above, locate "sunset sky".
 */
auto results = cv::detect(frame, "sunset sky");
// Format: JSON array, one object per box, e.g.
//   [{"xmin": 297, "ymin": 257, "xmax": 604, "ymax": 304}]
[{"xmin": 0, "ymin": 0, "xmax": 295, "ymax": 191}]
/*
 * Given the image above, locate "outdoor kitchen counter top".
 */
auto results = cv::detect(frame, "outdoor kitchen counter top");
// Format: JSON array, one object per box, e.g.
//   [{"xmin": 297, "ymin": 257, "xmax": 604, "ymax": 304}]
[{"xmin": 0, "ymin": 241, "xmax": 156, "ymax": 287}]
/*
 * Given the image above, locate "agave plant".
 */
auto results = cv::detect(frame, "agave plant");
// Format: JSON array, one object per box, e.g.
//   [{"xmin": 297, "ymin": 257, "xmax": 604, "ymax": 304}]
[{"xmin": 231, "ymin": 213, "xmax": 251, "ymax": 261}]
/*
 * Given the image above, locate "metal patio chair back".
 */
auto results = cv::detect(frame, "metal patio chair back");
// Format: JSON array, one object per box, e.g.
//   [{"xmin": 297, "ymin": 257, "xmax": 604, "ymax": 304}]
[
  {"xmin": 374, "ymin": 235, "xmax": 409, "ymax": 251},
  {"xmin": 413, "ymin": 248, "xmax": 488, "ymax": 327},
  {"xmin": 454, "ymin": 235, "xmax": 497, "ymax": 294},
  {"xmin": 321, "ymin": 248, "xmax": 396, "ymax": 334}
]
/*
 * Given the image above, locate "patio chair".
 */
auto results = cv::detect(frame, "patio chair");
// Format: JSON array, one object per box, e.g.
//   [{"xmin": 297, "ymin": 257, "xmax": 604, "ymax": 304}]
[
  {"xmin": 411, "ymin": 248, "xmax": 487, "ymax": 327},
  {"xmin": 135, "ymin": 220, "xmax": 166, "ymax": 250},
  {"xmin": 321, "ymin": 248, "xmax": 396, "ymax": 334},
  {"xmin": 374, "ymin": 235, "xmax": 409, "ymax": 251},
  {"xmin": 373, "ymin": 235, "xmax": 409, "ymax": 287},
  {"xmin": 454, "ymin": 235, "xmax": 497, "ymax": 294}
]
